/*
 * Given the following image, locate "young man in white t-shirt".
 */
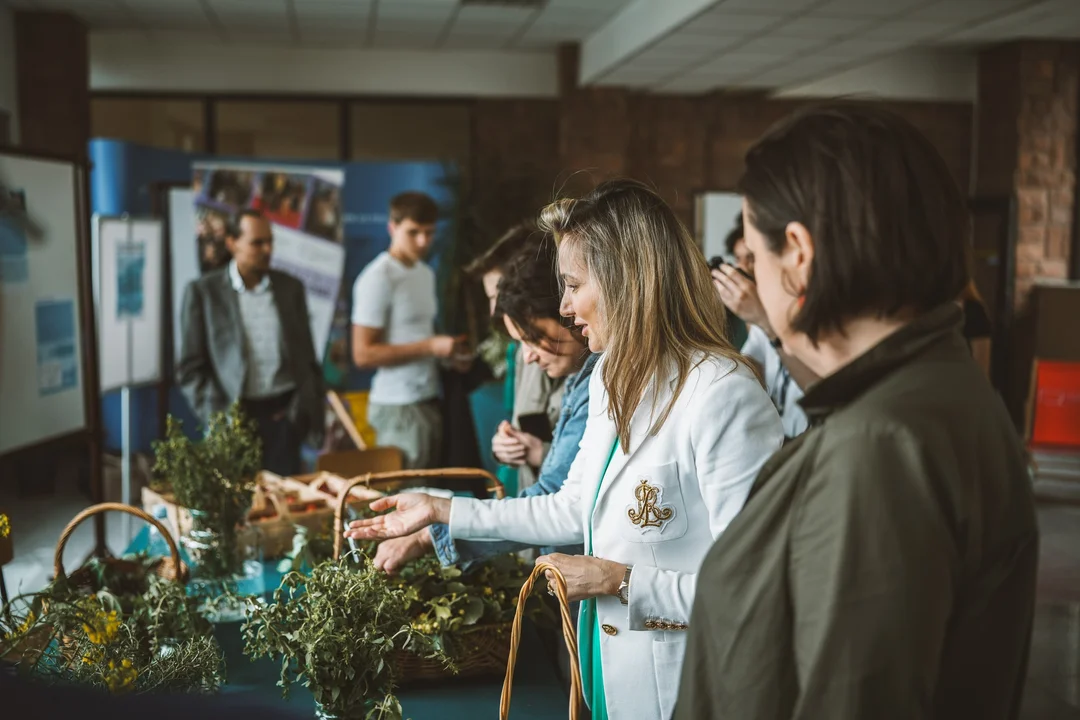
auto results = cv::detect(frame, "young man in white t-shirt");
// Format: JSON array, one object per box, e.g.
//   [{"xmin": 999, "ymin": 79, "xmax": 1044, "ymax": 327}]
[{"xmin": 351, "ymin": 192, "xmax": 461, "ymax": 468}]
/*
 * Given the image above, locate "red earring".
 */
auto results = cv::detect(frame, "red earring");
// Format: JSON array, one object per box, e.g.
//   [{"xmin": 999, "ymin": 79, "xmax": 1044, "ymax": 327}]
[{"xmin": 797, "ymin": 294, "xmax": 806, "ymax": 309}]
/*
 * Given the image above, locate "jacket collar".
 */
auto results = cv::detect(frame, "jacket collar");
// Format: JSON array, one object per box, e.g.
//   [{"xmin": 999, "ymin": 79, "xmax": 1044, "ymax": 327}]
[{"xmin": 798, "ymin": 303, "xmax": 964, "ymax": 423}]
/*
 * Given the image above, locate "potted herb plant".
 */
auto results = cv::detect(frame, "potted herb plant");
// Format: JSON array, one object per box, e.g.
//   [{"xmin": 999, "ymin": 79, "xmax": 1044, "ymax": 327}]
[
  {"xmin": 242, "ymin": 556, "xmax": 448, "ymax": 720},
  {"xmin": 152, "ymin": 404, "xmax": 262, "ymax": 580}
]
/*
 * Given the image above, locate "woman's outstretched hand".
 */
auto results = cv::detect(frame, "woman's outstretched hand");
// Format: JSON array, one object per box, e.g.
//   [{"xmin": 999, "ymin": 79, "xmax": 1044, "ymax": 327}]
[{"xmin": 343, "ymin": 493, "xmax": 452, "ymax": 541}]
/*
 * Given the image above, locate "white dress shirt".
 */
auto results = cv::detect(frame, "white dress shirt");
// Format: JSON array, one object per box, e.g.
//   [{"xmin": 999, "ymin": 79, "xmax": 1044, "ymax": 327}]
[{"xmin": 229, "ymin": 261, "xmax": 294, "ymax": 400}]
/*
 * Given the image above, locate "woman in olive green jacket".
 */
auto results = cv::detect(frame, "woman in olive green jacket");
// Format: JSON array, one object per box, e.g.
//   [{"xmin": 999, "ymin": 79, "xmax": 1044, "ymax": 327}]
[{"xmin": 676, "ymin": 103, "xmax": 1038, "ymax": 720}]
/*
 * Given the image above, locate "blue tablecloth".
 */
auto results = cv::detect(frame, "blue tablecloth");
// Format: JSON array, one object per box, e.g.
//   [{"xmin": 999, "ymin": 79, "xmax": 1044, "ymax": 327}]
[{"xmin": 128, "ymin": 528, "xmax": 569, "ymax": 719}]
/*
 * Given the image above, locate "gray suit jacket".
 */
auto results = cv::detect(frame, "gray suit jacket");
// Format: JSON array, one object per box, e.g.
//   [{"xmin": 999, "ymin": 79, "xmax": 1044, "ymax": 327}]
[{"xmin": 176, "ymin": 267, "xmax": 325, "ymax": 446}]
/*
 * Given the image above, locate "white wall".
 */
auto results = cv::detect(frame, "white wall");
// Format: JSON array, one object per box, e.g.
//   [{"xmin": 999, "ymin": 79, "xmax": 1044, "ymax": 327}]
[
  {"xmin": 90, "ymin": 31, "xmax": 559, "ymax": 98},
  {"xmin": 0, "ymin": 0, "xmax": 18, "ymax": 143},
  {"xmin": 774, "ymin": 50, "xmax": 978, "ymax": 103}
]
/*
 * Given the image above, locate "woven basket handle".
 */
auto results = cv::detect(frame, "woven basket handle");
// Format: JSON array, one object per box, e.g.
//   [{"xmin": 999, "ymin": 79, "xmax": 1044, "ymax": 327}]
[
  {"xmin": 333, "ymin": 473, "xmax": 373, "ymax": 561},
  {"xmin": 500, "ymin": 562, "xmax": 583, "ymax": 720},
  {"xmin": 331, "ymin": 468, "xmax": 507, "ymax": 562},
  {"xmin": 54, "ymin": 502, "xmax": 183, "ymax": 584}
]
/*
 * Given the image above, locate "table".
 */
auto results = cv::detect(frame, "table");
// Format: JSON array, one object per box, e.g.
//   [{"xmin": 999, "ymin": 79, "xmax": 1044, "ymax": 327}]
[{"xmin": 128, "ymin": 528, "xmax": 570, "ymax": 719}]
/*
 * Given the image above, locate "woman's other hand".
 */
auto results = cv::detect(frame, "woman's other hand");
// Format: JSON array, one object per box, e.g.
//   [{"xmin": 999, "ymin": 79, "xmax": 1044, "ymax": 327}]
[
  {"xmin": 492, "ymin": 420, "xmax": 528, "ymax": 466},
  {"xmin": 536, "ymin": 553, "xmax": 627, "ymax": 603},
  {"xmin": 507, "ymin": 428, "xmax": 545, "ymax": 468},
  {"xmin": 343, "ymin": 493, "xmax": 451, "ymax": 541},
  {"xmin": 373, "ymin": 529, "xmax": 434, "ymax": 574}
]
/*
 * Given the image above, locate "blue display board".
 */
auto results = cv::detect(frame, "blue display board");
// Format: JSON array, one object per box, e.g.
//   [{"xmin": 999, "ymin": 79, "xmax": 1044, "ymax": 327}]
[{"xmin": 90, "ymin": 140, "xmax": 464, "ymax": 454}]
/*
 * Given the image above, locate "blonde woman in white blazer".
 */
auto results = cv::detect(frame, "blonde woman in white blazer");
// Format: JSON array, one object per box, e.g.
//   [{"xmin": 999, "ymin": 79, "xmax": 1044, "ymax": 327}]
[{"xmin": 346, "ymin": 179, "xmax": 784, "ymax": 720}]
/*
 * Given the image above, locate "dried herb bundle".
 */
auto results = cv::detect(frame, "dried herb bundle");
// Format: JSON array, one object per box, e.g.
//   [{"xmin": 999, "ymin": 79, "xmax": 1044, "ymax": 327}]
[{"xmin": 242, "ymin": 556, "xmax": 448, "ymax": 720}]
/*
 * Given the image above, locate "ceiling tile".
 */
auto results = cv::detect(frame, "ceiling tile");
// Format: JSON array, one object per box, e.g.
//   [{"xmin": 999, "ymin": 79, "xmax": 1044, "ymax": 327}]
[
  {"xmin": 440, "ymin": 33, "xmax": 513, "ymax": 49},
  {"xmin": 858, "ymin": 19, "xmax": 959, "ymax": 41},
  {"xmin": 376, "ymin": 18, "xmax": 447, "ymax": 33},
  {"xmin": 376, "ymin": 1, "xmax": 453, "ymax": 21},
  {"xmin": 534, "ymin": 6, "xmax": 620, "ymax": 26},
  {"xmin": 772, "ymin": 16, "xmax": 873, "ymax": 38},
  {"xmin": 296, "ymin": 31, "xmax": 368, "ymax": 47},
  {"xmin": 810, "ymin": 0, "xmax": 927, "ymax": 17},
  {"xmin": 812, "ymin": 37, "xmax": 910, "ymax": 57},
  {"xmin": 545, "ymin": 0, "xmax": 629, "ymax": 9},
  {"xmin": 371, "ymin": 30, "xmax": 440, "ymax": 49},
  {"xmin": 909, "ymin": 0, "xmax": 1032, "ymax": 22},
  {"xmin": 652, "ymin": 31, "xmax": 742, "ymax": 53},
  {"xmin": 735, "ymin": 35, "xmax": 823, "ymax": 56},
  {"xmin": 454, "ymin": 4, "xmax": 533, "ymax": 23},
  {"xmin": 718, "ymin": 0, "xmax": 820, "ymax": 10},
  {"xmin": 682, "ymin": 10, "xmax": 783, "ymax": 35}
]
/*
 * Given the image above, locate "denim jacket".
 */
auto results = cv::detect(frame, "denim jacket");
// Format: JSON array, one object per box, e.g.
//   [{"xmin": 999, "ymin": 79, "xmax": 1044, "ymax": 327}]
[{"xmin": 430, "ymin": 352, "xmax": 598, "ymax": 567}]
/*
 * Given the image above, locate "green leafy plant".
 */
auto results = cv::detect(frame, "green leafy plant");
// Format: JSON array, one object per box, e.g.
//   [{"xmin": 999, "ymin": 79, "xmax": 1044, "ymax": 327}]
[
  {"xmin": 0, "ymin": 559, "xmax": 224, "ymax": 696},
  {"xmin": 279, "ymin": 525, "xmax": 551, "ymax": 661},
  {"xmin": 152, "ymin": 403, "xmax": 262, "ymax": 577},
  {"xmin": 242, "ymin": 556, "xmax": 448, "ymax": 720}
]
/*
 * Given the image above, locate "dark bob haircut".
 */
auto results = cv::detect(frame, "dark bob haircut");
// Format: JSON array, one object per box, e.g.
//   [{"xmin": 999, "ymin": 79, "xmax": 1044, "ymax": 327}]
[
  {"xmin": 494, "ymin": 235, "xmax": 573, "ymax": 345},
  {"xmin": 737, "ymin": 102, "xmax": 970, "ymax": 343},
  {"xmin": 464, "ymin": 223, "xmax": 541, "ymax": 279}
]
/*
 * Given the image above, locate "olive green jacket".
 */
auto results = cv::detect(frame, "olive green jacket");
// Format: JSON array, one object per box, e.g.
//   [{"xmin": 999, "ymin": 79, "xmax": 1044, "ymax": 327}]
[{"xmin": 675, "ymin": 304, "xmax": 1038, "ymax": 720}]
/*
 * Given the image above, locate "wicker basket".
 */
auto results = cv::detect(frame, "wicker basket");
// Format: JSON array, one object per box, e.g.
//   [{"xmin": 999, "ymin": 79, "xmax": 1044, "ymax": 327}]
[
  {"xmin": 331, "ymin": 469, "xmax": 510, "ymax": 681},
  {"xmin": 55, "ymin": 502, "xmax": 188, "ymax": 594},
  {"xmin": 501, "ymin": 563, "xmax": 582, "ymax": 719}
]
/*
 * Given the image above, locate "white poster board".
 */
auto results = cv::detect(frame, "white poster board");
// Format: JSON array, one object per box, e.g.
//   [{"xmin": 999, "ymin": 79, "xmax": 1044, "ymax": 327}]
[
  {"xmin": 167, "ymin": 188, "xmax": 198, "ymax": 364},
  {"xmin": 94, "ymin": 216, "xmax": 163, "ymax": 392},
  {"xmin": 697, "ymin": 192, "xmax": 744, "ymax": 261},
  {"xmin": 0, "ymin": 153, "xmax": 87, "ymax": 455}
]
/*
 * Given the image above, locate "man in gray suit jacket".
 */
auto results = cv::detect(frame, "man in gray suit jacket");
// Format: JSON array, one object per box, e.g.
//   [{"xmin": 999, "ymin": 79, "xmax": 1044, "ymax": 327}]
[{"xmin": 177, "ymin": 209, "xmax": 325, "ymax": 475}]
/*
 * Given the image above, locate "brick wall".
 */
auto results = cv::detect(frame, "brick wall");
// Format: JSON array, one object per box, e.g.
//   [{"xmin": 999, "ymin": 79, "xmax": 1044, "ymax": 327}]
[
  {"xmin": 1014, "ymin": 42, "xmax": 1079, "ymax": 301},
  {"xmin": 472, "ymin": 89, "xmax": 973, "ymax": 236}
]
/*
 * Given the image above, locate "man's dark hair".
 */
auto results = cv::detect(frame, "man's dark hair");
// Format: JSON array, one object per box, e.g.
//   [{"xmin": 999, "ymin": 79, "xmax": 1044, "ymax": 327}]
[
  {"xmin": 227, "ymin": 208, "xmax": 266, "ymax": 239},
  {"xmin": 737, "ymin": 102, "xmax": 969, "ymax": 343},
  {"xmin": 465, "ymin": 223, "xmax": 541, "ymax": 278},
  {"xmin": 724, "ymin": 212, "xmax": 744, "ymax": 256},
  {"xmin": 389, "ymin": 191, "xmax": 438, "ymax": 225},
  {"xmin": 494, "ymin": 236, "xmax": 572, "ymax": 344}
]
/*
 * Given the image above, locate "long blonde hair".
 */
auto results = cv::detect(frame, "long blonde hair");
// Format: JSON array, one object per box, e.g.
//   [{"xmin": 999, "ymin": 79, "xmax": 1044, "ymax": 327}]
[{"xmin": 540, "ymin": 179, "xmax": 741, "ymax": 451}]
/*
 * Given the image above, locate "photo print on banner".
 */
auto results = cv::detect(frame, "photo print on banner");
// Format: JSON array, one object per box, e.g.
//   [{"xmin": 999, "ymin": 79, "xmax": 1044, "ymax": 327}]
[{"xmin": 191, "ymin": 163, "xmax": 346, "ymax": 375}]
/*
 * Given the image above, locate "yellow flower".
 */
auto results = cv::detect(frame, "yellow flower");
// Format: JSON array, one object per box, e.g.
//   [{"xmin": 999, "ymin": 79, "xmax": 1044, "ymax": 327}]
[
  {"xmin": 0, "ymin": 513, "xmax": 9, "ymax": 538},
  {"xmin": 4, "ymin": 610, "xmax": 35, "ymax": 641},
  {"xmin": 83, "ymin": 609, "xmax": 120, "ymax": 646},
  {"xmin": 104, "ymin": 657, "xmax": 138, "ymax": 694},
  {"xmin": 483, "ymin": 587, "xmax": 493, "ymax": 597}
]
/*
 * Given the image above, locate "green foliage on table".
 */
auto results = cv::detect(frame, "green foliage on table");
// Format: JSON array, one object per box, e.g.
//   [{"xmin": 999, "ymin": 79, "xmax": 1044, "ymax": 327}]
[
  {"xmin": 279, "ymin": 526, "xmax": 552, "ymax": 660},
  {"xmin": 242, "ymin": 556, "xmax": 449, "ymax": 720},
  {"xmin": 0, "ymin": 556, "xmax": 224, "ymax": 696},
  {"xmin": 152, "ymin": 403, "xmax": 262, "ymax": 578}
]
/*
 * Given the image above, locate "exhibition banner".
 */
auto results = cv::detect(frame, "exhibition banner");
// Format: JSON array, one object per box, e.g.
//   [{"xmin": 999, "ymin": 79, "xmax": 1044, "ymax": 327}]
[{"xmin": 191, "ymin": 162, "xmax": 345, "ymax": 362}]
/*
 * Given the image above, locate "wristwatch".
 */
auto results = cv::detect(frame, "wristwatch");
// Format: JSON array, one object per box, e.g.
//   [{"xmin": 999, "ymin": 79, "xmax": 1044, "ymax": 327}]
[{"xmin": 617, "ymin": 565, "xmax": 633, "ymax": 605}]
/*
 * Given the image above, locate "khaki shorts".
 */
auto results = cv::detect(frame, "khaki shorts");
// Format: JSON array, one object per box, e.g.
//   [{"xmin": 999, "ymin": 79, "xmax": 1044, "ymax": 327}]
[{"xmin": 367, "ymin": 400, "xmax": 443, "ymax": 470}]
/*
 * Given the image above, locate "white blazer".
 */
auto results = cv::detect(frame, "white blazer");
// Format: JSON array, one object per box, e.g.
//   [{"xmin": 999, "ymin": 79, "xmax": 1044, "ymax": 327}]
[{"xmin": 450, "ymin": 353, "xmax": 784, "ymax": 719}]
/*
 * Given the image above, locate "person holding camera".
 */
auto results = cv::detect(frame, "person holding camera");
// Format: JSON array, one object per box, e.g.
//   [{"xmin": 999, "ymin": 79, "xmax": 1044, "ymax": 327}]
[{"xmin": 712, "ymin": 215, "xmax": 814, "ymax": 438}]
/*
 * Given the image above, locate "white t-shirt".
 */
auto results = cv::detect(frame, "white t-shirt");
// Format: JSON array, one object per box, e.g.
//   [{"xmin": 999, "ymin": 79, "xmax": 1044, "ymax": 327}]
[
  {"xmin": 741, "ymin": 324, "xmax": 809, "ymax": 438},
  {"xmin": 351, "ymin": 252, "xmax": 440, "ymax": 405}
]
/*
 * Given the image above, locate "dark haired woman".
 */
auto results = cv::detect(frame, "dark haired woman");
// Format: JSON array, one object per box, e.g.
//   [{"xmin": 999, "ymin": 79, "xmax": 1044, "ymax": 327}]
[
  {"xmin": 676, "ymin": 104, "xmax": 1037, "ymax": 719},
  {"xmin": 372, "ymin": 236, "xmax": 594, "ymax": 572}
]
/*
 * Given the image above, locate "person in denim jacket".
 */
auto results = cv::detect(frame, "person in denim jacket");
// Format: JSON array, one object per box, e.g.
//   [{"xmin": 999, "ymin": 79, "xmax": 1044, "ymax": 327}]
[{"xmin": 372, "ymin": 236, "xmax": 595, "ymax": 573}]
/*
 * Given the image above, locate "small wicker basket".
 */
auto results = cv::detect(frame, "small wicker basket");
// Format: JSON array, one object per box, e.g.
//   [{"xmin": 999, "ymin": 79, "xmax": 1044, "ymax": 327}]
[{"xmin": 54, "ymin": 502, "xmax": 188, "ymax": 594}]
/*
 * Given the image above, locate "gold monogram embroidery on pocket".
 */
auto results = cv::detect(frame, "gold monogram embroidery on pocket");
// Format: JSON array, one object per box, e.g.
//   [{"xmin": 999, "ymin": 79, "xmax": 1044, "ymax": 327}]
[{"xmin": 628, "ymin": 479, "xmax": 675, "ymax": 529}]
